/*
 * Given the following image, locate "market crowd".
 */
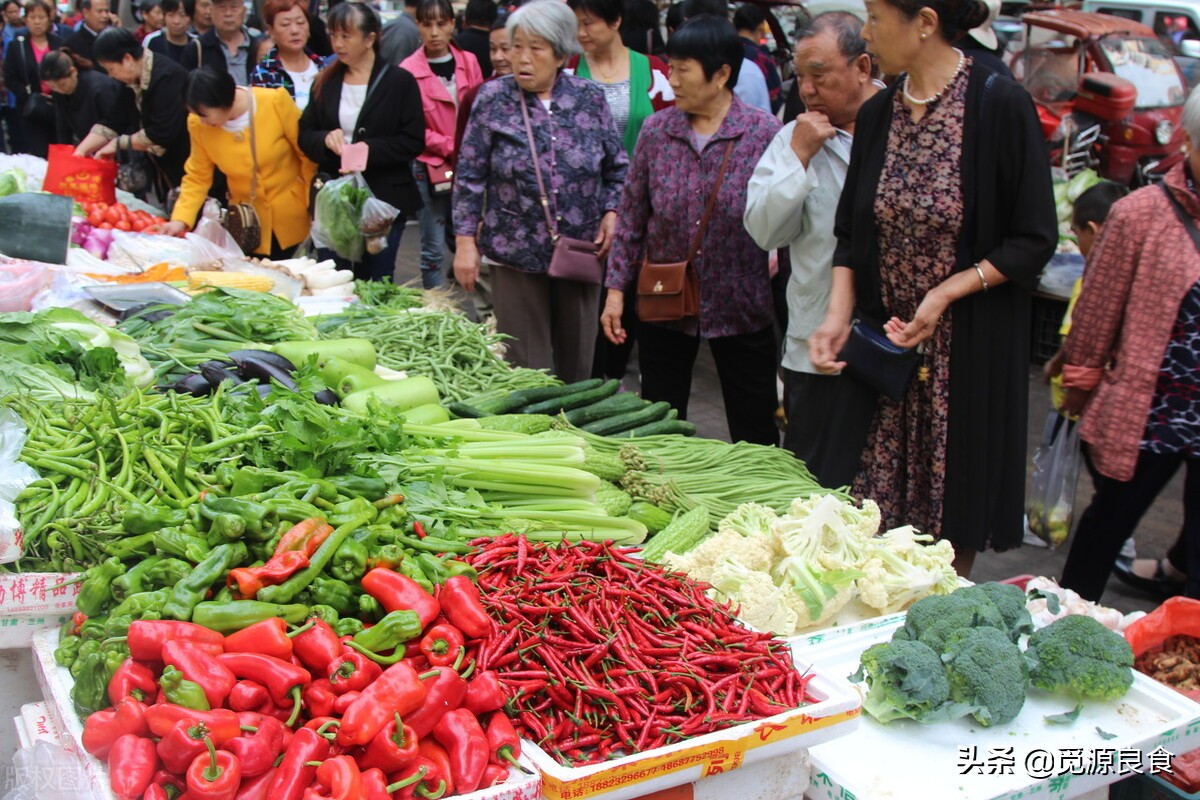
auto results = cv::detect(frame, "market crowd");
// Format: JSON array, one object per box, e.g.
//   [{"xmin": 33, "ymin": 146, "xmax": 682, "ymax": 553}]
[{"xmin": 0, "ymin": 0, "xmax": 1195, "ymax": 598}]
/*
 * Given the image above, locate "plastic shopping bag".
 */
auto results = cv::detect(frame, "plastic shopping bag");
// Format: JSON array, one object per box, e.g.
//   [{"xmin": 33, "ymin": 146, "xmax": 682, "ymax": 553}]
[
  {"xmin": 0, "ymin": 409, "xmax": 41, "ymax": 563},
  {"xmin": 1026, "ymin": 411, "xmax": 1082, "ymax": 549},
  {"xmin": 311, "ymin": 173, "xmax": 372, "ymax": 263},
  {"xmin": 42, "ymin": 144, "xmax": 118, "ymax": 205},
  {"xmin": 361, "ymin": 195, "xmax": 400, "ymax": 255}
]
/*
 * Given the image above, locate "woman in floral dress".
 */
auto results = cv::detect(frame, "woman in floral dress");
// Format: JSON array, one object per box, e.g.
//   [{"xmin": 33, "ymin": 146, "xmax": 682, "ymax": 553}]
[{"xmin": 809, "ymin": 0, "xmax": 1056, "ymax": 575}]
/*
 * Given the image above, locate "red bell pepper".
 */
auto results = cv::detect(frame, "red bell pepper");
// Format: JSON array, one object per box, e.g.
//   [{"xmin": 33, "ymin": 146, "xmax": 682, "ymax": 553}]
[
  {"xmin": 417, "ymin": 739, "xmax": 456, "ymax": 796},
  {"xmin": 158, "ymin": 719, "xmax": 219, "ymax": 774},
  {"xmin": 359, "ymin": 712, "xmax": 419, "ymax": 772},
  {"xmin": 224, "ymin": 617, "xmax": 313, "ymax": 660},
  {"xmin": 333, "ymin": 690, "xmax": 361, "ymax": 715},
  {"xmin": 228, "ymin": 551, "xmax": 310, "ymax": 599},
  {"xmin": 270, "ymin": 726, "xmax": 331, "ymax": 800},
  {"xmin": 186, "ymin": 736, "xmax": 242, "ymax": 800},
  {"xmin": 480, "ymin": 764, "xmax": 509, "ymax": 788},
  {"xmin": 224, "ymin": 715, "xmax": 286, "ymax": 777},
  {"xmin": 109, "ymin": 659, "xmax": 158, "ymax": 705},
  {"xmin": 462, "ymin": 671, "xmax": 506, "ymax": 715},
  {"xmin": 361, "ymin": 569, "xmax": 440, "ymax": 629},
  {"xmin": 302, "ymin": 677, "xmax": 338, "ymax": 717},
  {"xmin": 163, "ymin": 640, "xmax": 238, "ymax": 709},
  {"xmin": 361, "ymin": 767, "xmax": 393, "ymax": 800},
  {"xmin": 273, "ymin": 518, "xmax": 333, "ymax": 559},
  {"xmin": 485, "ymin": 711, "xmax": 523, "ymax": 768},
  {"xmin": 311, "ymin": 755, "xmax": 364, "ymax": 800},
  {"xmin": 392, "ymin": 753, "xmax": 449, "ymax": 800},
  {"xmin": 151, "ymin": 770, "xmax": 186, "ymax": 799},
  {"xmin": 82, "ymin": 699, "xmax": 148, "ymax": 759},
  {"xmin": 433, "ymin": 708, "xmax": 488, "ymax": 793},
  {"xmin": 108, "ymin": 733, "xmax": 158, "ymax": 800},
  {"xmin": 235, "ymin": 770, "xmax": 275, "ymax": 800},
  {"xmin": 304, "ymin": 715, "xmax": 341, "ymax": 734},
  {"xmin": 418, "ymin": 624, "xmax": 464, "ymax": 668},
  {"xmin": 145, "ymin": 705, "xmax": 240, "ymax": 744},
  {"xmin": 336, "ymin": 662, "xmax": 428, "ymax": 748},
  {"xmin": 128, "ymin": 620, "xmax": 224, "ymax": 662},
  {"xmin": 405, "ymin": 666, "xmax": 467, "ymax": 738},
  {"xmin": 143, "ymin": 786, "xmax": 170, "ymax": 800},
  {"xmin": 437, "ymin": 577, "xmax": 492, "ymax": 639},
  {"xmin": 217, "ymin": 652, "xmax": 312, "ymax": 712},
  {"xmin": 328, "ymin": 651, "xmax": 382, "ymax": 695},
  {"xmin": 228, "ymin": 680, "xmax": 270, "ymax": 712},
  {"xmin": 292, "ymin": 619, "xmax": 344, "ymax": 673}
]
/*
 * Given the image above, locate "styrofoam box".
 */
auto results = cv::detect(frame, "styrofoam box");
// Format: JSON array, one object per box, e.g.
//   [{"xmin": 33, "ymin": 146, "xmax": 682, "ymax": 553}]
[
  {"xmin": 523, "ymin": 653, "xmax": 861, "ymax": 800},
  {"xmin": 31, "ymin": 629, "xmax": 543, "ymax": 800},
  {"xmin": 802, "ymin": 619, "xmax": 1200, "ymax": 800},
  {"xmin": 0, "ymin": 573, "xmax": 80, "ymax": 648}
]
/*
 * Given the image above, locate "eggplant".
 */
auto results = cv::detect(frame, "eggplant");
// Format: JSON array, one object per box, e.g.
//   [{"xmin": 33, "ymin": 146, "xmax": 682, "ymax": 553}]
[
  {"xmin": 313, "ymin": 389, "xmax": 339, "ymax": 406},
  {"xmin": 237, "ymin": 356, "xmax": 298, "ymax": 391},
  {"xmin": 167, "ymin": 373, "xmax": 216, "ymax": 396},
  {"xmin": 198, "ymin": 360, "xmax": 243, "ymax": 386},
  {"xmin": 228, "ymin": 349, "xmax": 296, "ymax": 373},
  {"xmin": 256, "ymin": 384, "xmax": 274, "ymax": 399}
]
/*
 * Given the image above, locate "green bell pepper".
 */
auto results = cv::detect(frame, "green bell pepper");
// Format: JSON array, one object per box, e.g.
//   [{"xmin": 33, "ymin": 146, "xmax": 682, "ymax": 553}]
[
  {"xmin": 352, "ymin": 609, "xmax": 422, "ymax": 653},
  {"xmin": 162, "ymin": 543, "xmax": 248, "ymax": 621},
  {"xmin": 358, "ymin": 594, "xmax": 383, "ymax": 622},
  {"xmin": 229, "ymin": 467, "xmax": 298, "ymax": 497},
  {"xmin": 205, "ymin": 513, "xmax": 247, "ymax": 545},
  {"xmin": 262, "ymin": 478, "xmax": 339, "ymax": 503},
  {"xmin": 122, "ymin": 503, "xmax": 188, "ymax": 535},
  {"xmin": 154, "ymin": 526, "xmax": 209, "ymax": 562},
  {"xmin": 70, "ymin": 640, "xmax": 100, "ymax": 677},
  {"xmin": 308, "ymin": 604, "xmax": 340, "ymax": 625},
  {"xmin": 415, "ymin": 552, "xmax": 449, "ymax": 585},
  {"xmin": 104, "ymin": 614, "xmax": 133, "ymax": 639},
  {"xmin": 330, "ymin": 538, "xmax": 368, "ymax": 582},
  {"xmin": 109, "ymin": 588, "xmax": 170, "ymax": 620},
  {"xmin": 256, "ymin": 514, "xmax": 372, "ymax": 605},
  {"xmin": 77, "ymin": 557, "xmax": 124, "ymax": 617},
  {"xmin": 265, "ymin": 498, "xmax": 325, "ymax": 524},
  {"xmin": 327, "ymin": 497, "xmax": 377, "ymax": 528},
  {"xmin": 159, "ymin": 665, "xmax": 210, "ymax": 710},
  {"xmin": 191, "ymin": 600, "xmax": 310, "ymax": 634},
  {"xmin": 392, "ymin": 533, "xmax": 475, "ymax": 556},
  {"xmin": 442, "ymin": 559, "xmax": 478, "ymax": 581},
  {"xmin": 376, "ymin": 504, "xmax": 408, "ymax": 527},
  {"xmin": 214, "ymin": 463, "xmax": 240, "ymax": 488},
  {"xmin": 111, "ymin": 555, "xmax": 162, "ymax": 602},
  {"xmin": 371, "ymin": 544, "xmax": 406, "ymax": 570},
  {"xmin": 71, "ymin": 649, "xmax": 125, "ymax": 716},
  {"xmin": 103, "ymin": 532, "xmax": 156, "ymax": 560},
  {"xmin": 54, "ymin": 635, "xmax": 81, "ymax": 668},
  {"xmin": 308, "ymin": 576, "xmax": 355, "ymax": 615},
  {"xmin": 328, "ymin": 475, "xmax": 389, "ymax": 501},
  {"xmin": 146, "ymin": 558, "xmax": 192, "ymax": 590},
  {"xmin": 79, "ymin": 617, "xmax": 107, "ymax": 641},
  {"xmin": 334, "ymin": 617, "xmax": 365, "ymax": 637},
  {"xmin": 200, "ymin": 495, "xmax": 274, "ymax": 535},
  {"xmin": 397, "ymin": 558, "xmax": 434, "ymax": 593}
]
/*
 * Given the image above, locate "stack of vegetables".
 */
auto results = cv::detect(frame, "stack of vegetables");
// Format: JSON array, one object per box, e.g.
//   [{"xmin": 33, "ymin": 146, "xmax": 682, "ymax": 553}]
[
  {"xmin": 463, "ymin": 535, "xmax": 816, "ymax": 767},
  {"xmin": 76, "ymin": 570, "xmax": 529, "ymax": 800},
  {"xmin": 648, "ymin": 494, "xmax": 960, "ymax": 635}
]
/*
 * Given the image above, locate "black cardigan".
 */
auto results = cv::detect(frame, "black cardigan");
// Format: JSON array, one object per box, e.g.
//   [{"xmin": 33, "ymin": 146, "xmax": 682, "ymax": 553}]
[
  {"xmin": 298, "ymin": 59, "xmax": 426, "ymax": 216},
  {"xmin": 3, "ymin": 33, "xmax": 62, "ymax": 106},
  {"xmin": 54, "ymin": 68, "xmax": 133, "ymax": 144},
  {"xmin": 833, "ymin": 62, "xmax": 1057, "ymax": 551},
  {"xmin": 107, "ymin": 53, "xmax": 190, "ymax": 186}
]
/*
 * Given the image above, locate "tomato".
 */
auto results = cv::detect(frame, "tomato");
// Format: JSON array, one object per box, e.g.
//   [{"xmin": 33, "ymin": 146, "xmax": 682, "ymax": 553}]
[
  {"xmin": 98, "ymin": 222, "xmax": 113, "ymax": 230},
  {"xmin": 115, "ymin": 220, "xmax": 132, "ymax": 231},
  {"xmin": 87, "ymin": 210, "xmax": 105, "ymax": 227},
  {"xmin": 104, "ymin": 205, "xmax": 122, "ymax": 225},
  {"xmin": 131, "ymin": 220, "xmax": 147, "ymax": 232}
]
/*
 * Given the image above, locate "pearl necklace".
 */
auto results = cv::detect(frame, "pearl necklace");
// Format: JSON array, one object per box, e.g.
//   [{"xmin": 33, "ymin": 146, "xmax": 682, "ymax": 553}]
[{"xmin": 902, "ymin": 48, "xmax": 966, "ymax": 107}]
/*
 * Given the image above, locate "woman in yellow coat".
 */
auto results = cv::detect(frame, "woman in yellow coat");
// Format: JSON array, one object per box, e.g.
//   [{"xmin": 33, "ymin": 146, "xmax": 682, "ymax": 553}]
[{"xmin": 162, "ymin": 68, "xmax": 315, "ymax": 258}]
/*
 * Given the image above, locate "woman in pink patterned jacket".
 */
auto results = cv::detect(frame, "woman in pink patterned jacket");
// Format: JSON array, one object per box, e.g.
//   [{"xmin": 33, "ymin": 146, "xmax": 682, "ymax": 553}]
[{"xmin": 1058, "ymin": 85, "xmax": 1200, "ymax": 602}]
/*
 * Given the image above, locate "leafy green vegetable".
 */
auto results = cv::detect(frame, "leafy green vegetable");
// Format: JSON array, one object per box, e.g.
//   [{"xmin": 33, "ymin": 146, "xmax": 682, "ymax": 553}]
[
  {"xmin": 314, "ymin": 177, "xmax": 370, "ymax": 261},
  {"xmin": 0, "ymin": 353, "xmax": 95, "ymax": 403},
  {"xmin": 1044, "ymin": 704, "xmax": 1082, "ymax": 725},
  {"xmin": 0, "ymin": 169, "xmax": 26, "ymax": 197},
  {"xmin": 0, "ymin": 307, "xmax": 153, "ymax": 391}
]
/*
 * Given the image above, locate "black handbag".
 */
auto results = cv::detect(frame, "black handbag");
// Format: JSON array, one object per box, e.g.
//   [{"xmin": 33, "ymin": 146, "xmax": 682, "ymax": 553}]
[
  {"xmin": 837, "ymin": 317, "xmax": 922, "ymax": 402},
  {"xmin": 116, "ymin": 146, "xmax": 152, "ymax": 195},
  {"xmin": 17, "ymin": 38, "xmax": 53, "ymax": 124}
]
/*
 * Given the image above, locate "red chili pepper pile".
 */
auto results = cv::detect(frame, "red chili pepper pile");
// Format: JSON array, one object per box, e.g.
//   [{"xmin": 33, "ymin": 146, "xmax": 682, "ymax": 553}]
[
  {"xmin": 80, "ymin": 568, "xmax": 522, "ymax": 800},
  {"xmin": 468, "ymin": 535, "xmax": 815, "ymax": 767}
]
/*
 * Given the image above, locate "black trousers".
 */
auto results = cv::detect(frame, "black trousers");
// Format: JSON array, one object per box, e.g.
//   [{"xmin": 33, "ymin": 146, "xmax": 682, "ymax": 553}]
[
  {"xmin": 782, "ymin": 369, "xmax": 877, "ymax": 490},
  {"xmin": 1059, "ymin": 446, "xmax": 1199, "ymax": 602},
  {"xmin": 638, "ymin": 323, "xmax": 778, "ymax": 446}
]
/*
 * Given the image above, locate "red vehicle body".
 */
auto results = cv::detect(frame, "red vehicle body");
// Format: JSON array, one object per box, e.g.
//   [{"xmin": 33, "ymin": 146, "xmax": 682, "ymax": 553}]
[{"xmin": 1012, "ymin": 9, "xmax": 1188, "ymax": 184}]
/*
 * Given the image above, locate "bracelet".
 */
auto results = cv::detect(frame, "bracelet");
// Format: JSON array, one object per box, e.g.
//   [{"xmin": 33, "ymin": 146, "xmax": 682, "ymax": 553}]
[{"xmin": 973, "ymin": 263, "xmax": 989, "ymax": 292}]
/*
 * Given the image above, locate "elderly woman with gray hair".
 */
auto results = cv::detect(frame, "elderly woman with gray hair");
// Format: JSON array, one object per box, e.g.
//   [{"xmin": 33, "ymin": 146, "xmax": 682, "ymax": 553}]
[
  {"xmin": 1057, "ymin": 84, "xmax": 1200, "ymax": 602},
  {"xmin": 452, "ymin": 0, "xmax": 628, "ymax": 383}
]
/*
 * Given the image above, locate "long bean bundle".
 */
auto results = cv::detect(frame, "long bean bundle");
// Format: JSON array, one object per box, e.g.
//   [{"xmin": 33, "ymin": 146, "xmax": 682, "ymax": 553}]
[{"xmin": 315, "ymin": 307, "xmax": 557, "ymax": 401}]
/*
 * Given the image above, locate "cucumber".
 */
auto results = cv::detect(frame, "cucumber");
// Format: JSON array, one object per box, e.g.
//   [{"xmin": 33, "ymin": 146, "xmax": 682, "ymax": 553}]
[
  {"xmin": 447, "ymin": 401, "xmax": 490, "ymax": 418},
  {"xmin": 503, "ymin": 379, "xmax": 602, "ymax": 410},
  {"xmin": 620, "ymin": 419, "xmax": 698, "ymax": 438},
  {"xmin": 581, "ymin": 401, "xmax": 671, "ymax": 436},
  {"xmin": 453, "ymin": 389, "xmax": 513, "ymax": 416},
  {"xmin": 564, "ymin": 393, "xmax": 647, "ymax": 426},
  {"xmin": 521, "ymin": 379, "xmax": 619, "ymax": 415}
]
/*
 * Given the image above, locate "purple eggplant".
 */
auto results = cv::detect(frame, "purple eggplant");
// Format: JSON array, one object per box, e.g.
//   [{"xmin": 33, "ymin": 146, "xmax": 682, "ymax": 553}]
[
  {"xmin": 228, "ymin": 350, "xmax": 296, "ymax": 373},
  {"xmin": 198, "ymin": 360, "xmax": 243, "ymax": 386},
  {"xmin": 237, "ymin": 356, "xmax": 298, "ymax": 391},
  {"xmin": 166, "ymin": 373, "xmax": 216, "ymax": 396},
  {"xmin": 313, "ymin": 389, "xmax": 339, "ymax": 406}
]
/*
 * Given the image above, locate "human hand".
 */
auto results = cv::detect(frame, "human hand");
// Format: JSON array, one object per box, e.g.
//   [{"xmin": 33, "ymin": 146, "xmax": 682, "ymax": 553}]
[
  {"xmin": 324, "ymin": 129, "xmax": 346, "ymax": 156},
  {"xmin": 600, "ymin": 289, "xmax": 626, "ymax": 345},
  {"xmin": 453, "ymin": 237, "xmax": 480, "ymax": 292},
  {"xmin": 157, "ymin": 220, "xmax": 189, "ymax": 237},
  {"xmin": 594, "ymin": 211, "xmax": 617, "ymax": 260},
  {"xmin": 884, "ymin": 289, "xmax": 950, "ymax": 348},
  {"xmin": 809, "ymin": 310, "xmax": 851, "ymax": 372},
  {"xmin": 95, "ymin": 139, "xmax": 118, "ymax": 159},
  {"xmin": 1060, "ymin": 386, "xmax": 1090, "ymax": 417},
  {"xmin": 1043, "ymin": 349, "xmax": 1065, "ymax": 384},
  {"xmin": 789, "ymin": 111, "xmax": 837, "ymax": 166}
]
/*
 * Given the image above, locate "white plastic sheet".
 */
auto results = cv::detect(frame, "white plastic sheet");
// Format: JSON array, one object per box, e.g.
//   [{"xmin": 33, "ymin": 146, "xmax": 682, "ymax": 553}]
[{"xmin": 0, "ymin": 408, "xmax": 39, "ymax": 563}]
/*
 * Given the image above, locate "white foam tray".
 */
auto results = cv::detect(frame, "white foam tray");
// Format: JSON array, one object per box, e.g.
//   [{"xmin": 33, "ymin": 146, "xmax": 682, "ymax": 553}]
[
  {"xmin": 801, "ymin": 619, "xmax": 1200, "ymax": 800},
  {"xmin": 31, "ymin": 628, "xmax": 543, "ymax": 800}
]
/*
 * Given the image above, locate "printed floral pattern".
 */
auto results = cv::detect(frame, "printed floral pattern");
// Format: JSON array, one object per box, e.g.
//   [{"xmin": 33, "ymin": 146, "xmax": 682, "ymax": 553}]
[
  {"xmin": 452, "ymin": 73, "xmax": 628, "ymax": 273},
  {"xmin": 854, "ymin": 67, "xmax": 969, "ymax": 541},
  {"xmin": 1142, "ymin": 277, "xmax": 1200, "ymax": 455}
]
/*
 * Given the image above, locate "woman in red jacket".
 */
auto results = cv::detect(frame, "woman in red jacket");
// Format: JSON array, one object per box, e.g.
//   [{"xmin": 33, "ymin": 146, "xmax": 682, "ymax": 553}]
[{"xmin": 401, "ymin": 0, "xmax": 482, "ymax": 289}]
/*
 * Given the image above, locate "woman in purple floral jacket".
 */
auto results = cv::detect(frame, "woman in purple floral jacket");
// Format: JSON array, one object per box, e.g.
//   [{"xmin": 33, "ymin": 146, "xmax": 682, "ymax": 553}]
[
  {"xmin": 601, "ymin": 15, "xmax": 781, "ymax": 445},
  {"xmin": 452, "ymin": 0, "xmax": 628, "ymax": 384}
]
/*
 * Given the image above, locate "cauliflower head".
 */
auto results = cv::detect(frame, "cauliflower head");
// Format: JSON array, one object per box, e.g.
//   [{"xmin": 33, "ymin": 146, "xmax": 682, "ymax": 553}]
[{"xmin": 709, "ymin": 557, "xmax": 799, "ymax": 634}]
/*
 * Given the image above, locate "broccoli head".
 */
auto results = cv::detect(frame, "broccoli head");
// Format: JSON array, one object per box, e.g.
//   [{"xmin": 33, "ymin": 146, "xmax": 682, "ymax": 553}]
[
  {"xmin": 893, "ymin": 586, "xmax": 1007, "ymax": 652},
  {"xmin": 976, "ymin": 581, "xmax": 1035, "ymax": 641},
  {"xmin": 1025, "ymin": 614, "xmax": 1134, "ymax": 701},
  {"xmin": 942, "ymin": 626, "xmax": 1029, "ymax": 728},
  {"xmin": 855, "ymin": 640, "xmax": 952, "ymax": 724}
]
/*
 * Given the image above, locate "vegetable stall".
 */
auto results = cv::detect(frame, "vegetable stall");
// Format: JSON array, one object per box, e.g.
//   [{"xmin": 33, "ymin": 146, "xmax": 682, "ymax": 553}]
[{"xmin": 1, "ymin": 156, "xmax": 1198, "ymax": 800}]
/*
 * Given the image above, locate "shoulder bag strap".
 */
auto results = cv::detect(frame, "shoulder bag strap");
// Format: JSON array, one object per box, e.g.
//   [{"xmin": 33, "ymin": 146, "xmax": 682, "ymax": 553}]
[
  {"xmin": 17, "ymin": 37, "xmax": 33, "ymax": 96},
  {"xmin": 195, "ymin": 37, "xmax": 203, "ymax": 68},
  {"xmin": 1161, "ymin": 182, "xmax": 1200, "ymax": 255},
  {"xmin": 351, "ymin": 63, "xmax": 388, "ymax": 134},
  {"xmin": 685, "ymin": 139, "xmax": 734, "ymax": 262},
  {"xmin": 518, "ymin": 88, "xmax": 559, "ymax": 242},
  {"xmin": 245, "ymin": 88, "xmax": 258, "ymax": 205}
]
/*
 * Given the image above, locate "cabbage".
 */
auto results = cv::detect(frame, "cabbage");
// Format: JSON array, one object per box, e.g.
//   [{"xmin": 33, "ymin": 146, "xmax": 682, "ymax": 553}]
[
  {"xmin": 0, "ymin": 308, "xmax": 155, "ymax": 389},
  {"xmin": 0, "ymin": 169, "xmax": 26, "ymax": 198}
]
